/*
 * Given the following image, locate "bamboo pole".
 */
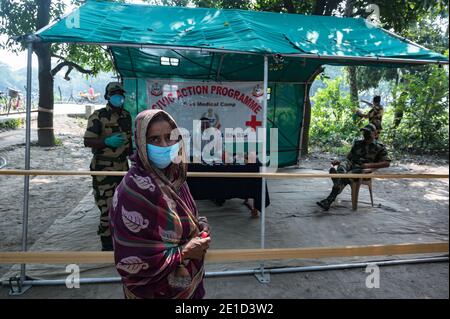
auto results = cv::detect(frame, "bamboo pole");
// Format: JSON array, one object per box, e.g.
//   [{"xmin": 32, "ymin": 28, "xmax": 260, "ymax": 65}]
[
  {"xmin": 0, "ymin": 169, "xmax": 448, "ymax": 179},
  {"xmin": 0, "ymin": 242, "xmax": 447, "ymax": 264}
]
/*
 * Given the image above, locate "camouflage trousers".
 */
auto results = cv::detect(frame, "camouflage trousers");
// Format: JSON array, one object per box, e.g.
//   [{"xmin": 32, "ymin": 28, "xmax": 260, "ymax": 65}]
[
  {"xmin": 90, "ymin": 156, "xmax": 128, "ymax": 237},
  {"xmin": 327, "ymin": 160, "xmax": 363, "ymax": 202}
]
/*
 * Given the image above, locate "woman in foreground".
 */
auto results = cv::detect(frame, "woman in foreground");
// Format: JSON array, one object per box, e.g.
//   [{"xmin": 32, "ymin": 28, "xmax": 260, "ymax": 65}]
[{"xmin": 110, "ymin": 109, "xmax": 211, "ymax": 299}]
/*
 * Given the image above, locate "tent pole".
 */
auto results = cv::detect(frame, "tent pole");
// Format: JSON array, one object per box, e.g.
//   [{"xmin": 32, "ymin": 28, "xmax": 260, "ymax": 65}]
[
  {"xmin": 32, "ymin": 40, "xmax": 445, "ymax": 65},
  {"xmin": 256, "ymin": 55, "xmax": 269, "ymax": 284},
  {"xmin": 30, "ymin": 35, "xmax": 449, "ymax": 65},
  {"xmin": 54, "ymin": 41, "xmax": 448, "ymax": 65},
  {"xmin": 135, "ymin": 78, "xmax": 139, "ymax": 116},
  {"xmin": 278, "ymin": 53, "xmax": 449, "ymax": 65},
  {"xmin": 216, "ymin": 54, "xmax": 225, "ymax": 82},
  {"xmin": 11, "ymin": 39, "xmax": 34, "ymax": 296}
]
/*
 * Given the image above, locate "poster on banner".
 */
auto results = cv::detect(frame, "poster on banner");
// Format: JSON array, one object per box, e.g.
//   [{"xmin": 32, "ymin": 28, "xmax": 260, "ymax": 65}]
[{"xmin": 146, "ymin": 80, "xmax": 264, "ymax": 138}]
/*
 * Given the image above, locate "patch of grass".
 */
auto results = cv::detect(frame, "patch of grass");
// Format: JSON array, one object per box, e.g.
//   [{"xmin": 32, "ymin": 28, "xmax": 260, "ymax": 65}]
[
  {"xmin": 0, "ymin": 118, "xmax": 24, "ymax": 130},
  {"xmin": 54, "ymin": 137, "xmax": 63, "ymax": 146}
]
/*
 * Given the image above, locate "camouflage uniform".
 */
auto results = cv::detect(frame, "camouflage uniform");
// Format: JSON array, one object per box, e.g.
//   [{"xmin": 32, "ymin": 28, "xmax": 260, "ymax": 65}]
[
  {"xmin": 319, "ymin": 138, "xmax": 390, "ymax": 209},
  {"xmin": 84, "ymin": 104, "xmax": 132, "ymax": 238}
]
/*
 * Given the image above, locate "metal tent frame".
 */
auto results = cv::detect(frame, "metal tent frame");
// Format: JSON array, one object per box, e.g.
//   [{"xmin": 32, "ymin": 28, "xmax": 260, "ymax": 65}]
[{"xmin": 7, "ymin": 6, "xmax": 449, "ymax": 294}]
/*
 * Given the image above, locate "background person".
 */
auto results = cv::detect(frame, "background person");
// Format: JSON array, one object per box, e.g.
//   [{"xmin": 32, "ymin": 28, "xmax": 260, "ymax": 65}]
[
  {"xmin": 359, "ymin": 95, "xmax": 384, "ymax": 139},
  {"xmin": 84, "ymin": 82, "xmax": 132, "ymax": 251}
]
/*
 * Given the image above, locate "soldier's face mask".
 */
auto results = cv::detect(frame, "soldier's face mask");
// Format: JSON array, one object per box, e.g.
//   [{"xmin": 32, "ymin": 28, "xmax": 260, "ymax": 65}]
[{"xmin": 109, "ymin": 94, "xmax": 125, "ymax": 108}]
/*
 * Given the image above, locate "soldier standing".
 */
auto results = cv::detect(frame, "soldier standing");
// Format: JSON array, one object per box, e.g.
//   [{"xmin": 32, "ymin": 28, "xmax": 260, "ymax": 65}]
[
  {"xmin": 360, "ymin": 95, "xmax": 384, "ymax": 139},
  {"xmin": 84, "ymin": 82, "xmax": 132, "ymax": 251},
  {"xmin": 316, "ymin": 124, "xmax": 390, "ymax": 211}
]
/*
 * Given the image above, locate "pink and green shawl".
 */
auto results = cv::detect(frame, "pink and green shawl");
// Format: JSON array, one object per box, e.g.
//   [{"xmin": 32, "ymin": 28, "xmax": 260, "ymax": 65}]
[{"xmin": 110, "ymin": 109, "xmax": 206, "ymax": 299}]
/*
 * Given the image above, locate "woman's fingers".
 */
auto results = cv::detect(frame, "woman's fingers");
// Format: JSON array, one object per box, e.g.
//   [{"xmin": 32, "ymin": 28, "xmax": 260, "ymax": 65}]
[
  {"xmin": 202, "ymin": 239, "xmax": 210, "ymax": 251},
  {"xmin": 198, "ymin": 237, "xmax": 210, "ymax": 251},
  {"xmin": 200, "ymin": 237, "xmax": 211, "ymax": 244},
  {"xmin": 183, "ymin": 236, "xmax": 211, "ymax": 260}
]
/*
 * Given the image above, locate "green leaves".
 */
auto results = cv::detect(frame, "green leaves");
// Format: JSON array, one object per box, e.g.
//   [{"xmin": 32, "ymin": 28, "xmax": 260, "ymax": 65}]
[
  {"xmin": 0, "ymin": 0, "xmax": 116, "ymax": 75},
  {"xmin": 190, "ymin": 0, "xmax": 312, "ymax": 13},
  {"xmin": 311, "ymin": 64, "xmax": 448, "ymax": 155},
  {"xmin": 53, "ymin": 43, "xmax": 113, "ymax": 76},
  {"xmin": 386, "ymin": 65, "xmax": 449, "ymax": 154},
  {"xmin": 310, "ymin": 76, "xmax": 360, "ymax": 152}
]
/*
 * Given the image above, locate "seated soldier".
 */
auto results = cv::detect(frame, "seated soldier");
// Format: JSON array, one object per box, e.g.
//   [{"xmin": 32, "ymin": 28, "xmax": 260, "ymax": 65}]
[{"xmin": 316, "ymin": 123, "xmax": 391, "ymax": 211}]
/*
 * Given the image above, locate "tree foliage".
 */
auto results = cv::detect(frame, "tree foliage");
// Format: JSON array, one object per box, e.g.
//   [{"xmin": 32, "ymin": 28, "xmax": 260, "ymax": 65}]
[
  {"xmin": 0, "ymin": 0, "xmax": 120, "ymax": 146},
  {"xmin": 384, "ymin": 65, "xmax": 449, "ymax": 154},
  {"xmin": 310, "ymin": 77, "xmax": 359, "ymax": 152},
  {"xmin": 0, "ymin": 1, "xmax": 116, "ymax": 77},
  {"xmin": 192, "ymin": 0, "xmax": 314, "ymax": 13},
  {"xmin": 0, "ymin": 0, "xmax": 63, "ymax": 52},
  {"xmin": 353, "ymin": 0, "xmax": 449, "ymax": 92},
  {"xmin": 311, "ymin": 65, "xmax": 449, "ymax": 155}
]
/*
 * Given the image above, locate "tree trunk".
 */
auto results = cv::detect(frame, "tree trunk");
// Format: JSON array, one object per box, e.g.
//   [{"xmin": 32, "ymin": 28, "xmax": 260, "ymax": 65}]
[
  {"xmin": 300, "ymin": 67, "xmax": 324, "ymax": 158},
  {"xmin": 301, "ymin": 95, "xmax": 312, "ymax": 158},
  {"xmin": 282, "ymin": 0, "xmax": 296, "ymax": 13},
  {"xmin": 313, "ymin": 0, "xmax": 340, "ymax": 15},
  {"xmin": 312, "ymin": 0, "xmax": 327, "ymax": 15},
  {"xmin": 299, "ymin": 0, "xmax": 340, "ymax": 159},
  {"xmin": 345, "ymin": 0, "xmax": 358, "ymax": 108},
  {"xmin": 347, "ymin": 66, "xmax": 359, "ymax": 107},
  {"xmin": 35, "ymin": 0, "xmax": 55, "ymax": 146},
  {"xmin": 393, "ymin": 72, "xmax": 404, "ymax": 130}
]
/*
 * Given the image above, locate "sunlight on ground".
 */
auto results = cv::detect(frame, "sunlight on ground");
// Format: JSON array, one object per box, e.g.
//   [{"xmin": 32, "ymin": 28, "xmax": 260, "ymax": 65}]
[
  {"xmin": 424, "ymin": 192, "xmax": 449, "ymax": 201},
  {"xmin": 30, "ymin": 178, "xmax": 53, "ymax": 185}
]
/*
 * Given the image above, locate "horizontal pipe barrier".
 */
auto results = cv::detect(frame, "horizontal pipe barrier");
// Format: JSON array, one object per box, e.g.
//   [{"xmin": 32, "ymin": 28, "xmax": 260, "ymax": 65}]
[
  {"xmin": 0, "ymin": 243, "xmax": 448, "ymax": 264},
  {"xmin": 0, "ymin": 169, "xmax": 448, "ymax": 179},
  {"xmin": 1, "ymin": 257, "xmax": 447, "ymax": 287}
]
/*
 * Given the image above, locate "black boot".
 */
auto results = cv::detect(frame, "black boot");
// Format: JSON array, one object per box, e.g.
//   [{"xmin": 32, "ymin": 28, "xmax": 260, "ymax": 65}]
[
  {"xmin": 317, "ymin": 187, "xmax": 340, "ymax": 211},
  {"xmin": 316, "ymin": 198, "xmax": 331, "ymax": 210},
  {"xmin": 101, "ymin": 236, "xmax": 114, "ymax": 251}
]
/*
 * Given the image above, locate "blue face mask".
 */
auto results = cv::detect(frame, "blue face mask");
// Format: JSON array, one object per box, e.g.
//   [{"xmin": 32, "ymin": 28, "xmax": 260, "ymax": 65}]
[
  {"xmin": 109, "ymin": 94, "xmax": 125, "ymax": 108},
  {"xmin": 146, "ymin": 142, "xmax": 180, "ymax": 169}
]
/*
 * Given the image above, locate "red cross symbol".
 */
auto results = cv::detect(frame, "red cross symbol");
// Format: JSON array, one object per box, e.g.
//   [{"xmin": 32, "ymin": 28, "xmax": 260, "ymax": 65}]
[{"xmin": 245, "ymin": 115, "xmax": 262, "ymax": 131}]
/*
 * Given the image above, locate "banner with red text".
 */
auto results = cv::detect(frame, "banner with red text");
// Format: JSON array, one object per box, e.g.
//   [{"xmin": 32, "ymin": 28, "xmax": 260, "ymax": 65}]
[{"xmin": 146, "ymin": 80, "xmax": 265, "ymax": 136}]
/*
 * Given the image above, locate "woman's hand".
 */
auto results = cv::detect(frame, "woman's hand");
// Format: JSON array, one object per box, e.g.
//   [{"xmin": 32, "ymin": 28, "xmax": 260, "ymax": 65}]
[
  {"xmin": 181, "ymin": 237, "xmax": 211, "ymax": 261},
  {"xmin": 198, "ymin": 216, "xmax": 211, "ymax": 236},
  {"xmin": 200, "ymin": 224, "xmax": 211, "ymax": 236}
]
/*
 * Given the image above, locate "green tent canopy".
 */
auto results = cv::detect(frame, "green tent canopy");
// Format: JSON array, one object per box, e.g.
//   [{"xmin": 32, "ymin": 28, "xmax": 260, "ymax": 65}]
[
  {"xmin": 38, "ymin": 0, "xmax": 446, "ymax": 61},
  {"xmin": 35, "ymin": 0, "xmax": 448, "ymax": 166}
]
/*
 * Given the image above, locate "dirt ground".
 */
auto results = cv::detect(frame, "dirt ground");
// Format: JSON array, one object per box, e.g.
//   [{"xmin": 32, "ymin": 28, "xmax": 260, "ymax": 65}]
[
  {"xmin": 0, "ymin": 116, "xmax": 92, "ymax": 276},
  {"xmin": 0, "ymin": 115, "xmax": 448, "ymax": 297}
]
